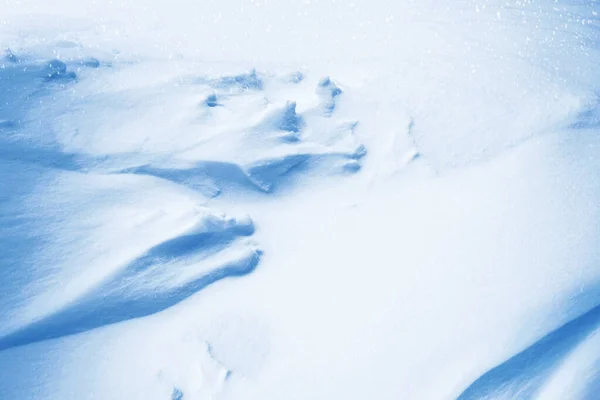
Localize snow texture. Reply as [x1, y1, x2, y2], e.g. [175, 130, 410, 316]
[1, 1, 600, 399]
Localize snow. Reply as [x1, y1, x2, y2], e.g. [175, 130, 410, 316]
[1, 1, 600, 399]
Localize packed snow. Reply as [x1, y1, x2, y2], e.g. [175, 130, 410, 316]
[1, 1, 600, 399]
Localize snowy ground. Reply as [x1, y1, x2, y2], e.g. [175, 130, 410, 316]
[1, 1, 600, 399]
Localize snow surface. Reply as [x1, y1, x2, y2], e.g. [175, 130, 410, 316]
[1, 1, 600, 399]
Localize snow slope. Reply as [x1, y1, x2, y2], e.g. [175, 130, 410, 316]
[1, 1, 600, 399]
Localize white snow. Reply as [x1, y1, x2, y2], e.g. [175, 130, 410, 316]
[0, 1, 600, 399]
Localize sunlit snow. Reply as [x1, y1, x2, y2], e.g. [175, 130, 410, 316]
[1, 1, 600, 399]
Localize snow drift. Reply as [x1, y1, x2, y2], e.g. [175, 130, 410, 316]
[0, 1, 600, 399]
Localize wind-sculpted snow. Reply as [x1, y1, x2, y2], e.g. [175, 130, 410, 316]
[46, 64, 367, 194]
[459, 303, 600, 400]
[0, 44, 366, 377]
[1, 1, 600, 399]
[0, 53, 77, 135]
[0, 202, 260, 350]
